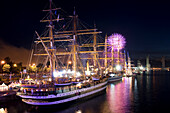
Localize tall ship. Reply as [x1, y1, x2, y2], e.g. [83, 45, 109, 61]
[17, 0, 107, 106]
[104, 34, 126, 82]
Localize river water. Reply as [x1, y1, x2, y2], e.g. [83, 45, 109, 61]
[1, 71, 170, 113]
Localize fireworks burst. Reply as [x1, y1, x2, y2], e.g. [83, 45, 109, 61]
[107, 33, 126, 50]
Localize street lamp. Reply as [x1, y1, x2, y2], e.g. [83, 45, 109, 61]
[1, 60, 5, 65]
[13, 64, 17, 67]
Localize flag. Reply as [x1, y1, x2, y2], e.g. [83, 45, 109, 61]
[55, 10, 57, 15]
[57, 14, 60, 22]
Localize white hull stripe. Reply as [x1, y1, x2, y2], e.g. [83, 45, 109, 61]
[108, 78, 122, 82]
[23, 86, 107, 105]
[18, 81, 108, 99]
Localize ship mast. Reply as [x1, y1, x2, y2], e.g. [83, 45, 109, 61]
[93, 24, 97, 68]
[104, 34, 108, 75]
[73, 9, 78, 78]
[35, 7, 102, 78]
[49, 0, 55, 83]
[35, 0, 62, 84]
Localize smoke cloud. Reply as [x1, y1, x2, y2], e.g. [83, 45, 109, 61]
[0, 39, 30, 66]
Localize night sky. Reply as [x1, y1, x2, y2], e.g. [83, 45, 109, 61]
[0, 0, 170, 64]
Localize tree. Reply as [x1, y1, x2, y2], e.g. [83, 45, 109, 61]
[28, 65, 37, 72]
[4, 57, 11, 64]
[37, 63, 43, 72]
[3, 64, 11, 73]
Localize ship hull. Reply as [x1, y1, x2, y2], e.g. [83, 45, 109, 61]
[108, 76, 122, 83]
[18, 81, 107, 106]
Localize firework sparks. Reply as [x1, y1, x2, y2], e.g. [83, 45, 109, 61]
[107, 33, 126, 50]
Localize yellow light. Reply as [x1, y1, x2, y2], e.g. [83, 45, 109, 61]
[76, 110, 82, 113]
[68, 61, 72, 64]
[32, 63, 36, 66]
[13, 64, 17, 67]
[76, 83, 81, 88]
[49, 78, 52, 81]
[1, 60, 5, 65]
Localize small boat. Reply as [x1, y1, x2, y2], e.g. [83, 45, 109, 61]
[107, 73, 122, 82]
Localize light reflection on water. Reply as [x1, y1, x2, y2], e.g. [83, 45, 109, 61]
[2, 73, 170, 113]
[106, 77, 133, 113]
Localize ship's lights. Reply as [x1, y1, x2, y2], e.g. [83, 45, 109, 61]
[62, 70, 66, 74]
[77, 72, 81, 77]
[94, 68, 98, 71]
[116, 65, 122, 71]
[139, 66, 144, 70]
[76, 83, 82, 88]
[91, 72, 95, 75]
[68, 61, 72, 64]
[49, 78, 52, 81]
[20, 87, 23, 91]
[110, 74, 115, 77]
[53, 71, 58, 77]
[53, 71, 62, 77]
[72, 71, 75, 74]
[67, 69, 71, 73]
[85, 71, 90, 75]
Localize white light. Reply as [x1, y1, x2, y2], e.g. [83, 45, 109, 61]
[116, 65, 122, 71]
[53, 71, 58, 77]
[53, 71, 62, 77]
[85, 71, 90, 75]
[95, 68, 98, 71]
[110, 74, 115, 77]
[91, 72, 95, 75]
[49, 78, 52, 81]
[72, 71, 75, 74]
[67, 69, 71, 73]
[139, 66, 144, 70]
[76, 83, 81, 87]
[77, 72, 81, 77]
[62, 70, 66, 74]
[76, 110, 82, 113]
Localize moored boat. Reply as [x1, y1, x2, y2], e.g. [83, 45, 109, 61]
[17, 79, 107, 105]
[107, 74, 122, 82]
[17, 0, 107, 106]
